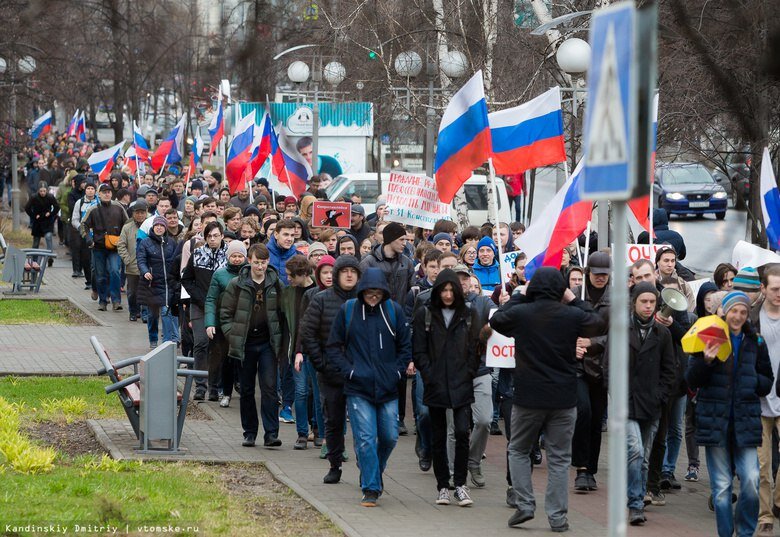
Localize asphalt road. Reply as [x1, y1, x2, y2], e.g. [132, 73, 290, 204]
[523, 169, 749, 276]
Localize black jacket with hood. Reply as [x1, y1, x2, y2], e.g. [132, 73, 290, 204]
[489, 267, 606, 409]
[300, 255, 362, 386]
[326, 268, 412, 404]
[413, 269, 482, 409]
[360, 243, 415, 304]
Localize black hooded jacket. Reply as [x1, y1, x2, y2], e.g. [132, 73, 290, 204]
[637, 208, 687, 260]
[300, 255, 362, 386]
[489, 267, 606, 409]
[413, 269, 482, 409]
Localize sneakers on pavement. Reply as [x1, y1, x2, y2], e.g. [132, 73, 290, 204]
[454, 486, 473, 507]
[323, 467, 342, 484]
[490, 421, 503, 436]
[508, 509, 534, 527]
[208, 390, 219, 402]
[92, 289, 99, 301]
[629, 508, 647, 526]
[506, 487, 519, 509]
[313, 437, 324, 447]
[263, 436, 282, 447]
[97, 303, 107, 311]
[319, 442, 329, 459]
[279, 406, 295, 423]
[469, 466, 485, 488]
[419, 457, 432, 472]
[550, 520, 570, 533]
[112, 303, 123, 311]
[684, 465, 699, 482]
[294, 435, 308, 450]
[648, 491, 666, 506]
[587, 473, 598, 490]
[574, 470, 590, 492]
[193, 389, 205, 401]
[241, 434, 256, 447]
[219, 395, 231, 408]
[360, 490, 379, 507]
[435, 488, 450, 505]
[398, 420, 408, 436]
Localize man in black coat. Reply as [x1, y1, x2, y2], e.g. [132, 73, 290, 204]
[489, 267, 605, 533]
[24, 181, 59, 255]
[300, 255, 362, 485]
[619, 282, 677, 526]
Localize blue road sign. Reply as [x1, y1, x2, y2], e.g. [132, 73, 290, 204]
[581, 1, 636, 200]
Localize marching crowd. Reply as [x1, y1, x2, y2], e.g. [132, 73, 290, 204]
[12, 131, 780, 536]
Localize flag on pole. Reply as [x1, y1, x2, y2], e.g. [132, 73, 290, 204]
[76, 111, 87, 142]
[133, 121, 150, 162]
[760, 147, 780, 251]
[124, 145, 149, 175]
[627, 93, 659, 232]
[208, 97, 225, 162]
[488, 87, 566, 175]
[67, 110, 80, 137]
[273, 126, 313, 199]
[29, 111, 52, 139]
[513, 161, 593, 280]
[248, 112, 273, 179]
[225, 110, 257, 194]
[151, 115, 186, 172]
[87, 141, 125, 182]
[188, 129, 204, 174]
[434, 70, 492, 203]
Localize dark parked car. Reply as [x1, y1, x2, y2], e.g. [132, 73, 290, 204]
[654, 163, 728, 220]
[711, 152, 751, 210]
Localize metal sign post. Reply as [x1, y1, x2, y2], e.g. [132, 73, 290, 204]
[581, 1, 656, 535]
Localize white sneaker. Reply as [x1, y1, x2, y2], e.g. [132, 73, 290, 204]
[454, 485, 473, 507]
[219, 395, 231, 408]
[436, 488, 450, 505]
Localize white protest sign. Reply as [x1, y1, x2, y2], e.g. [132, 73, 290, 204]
[625, 243, 660, 265]
[486, 309, 515, 368]
[499, 250, 520, 285]
[385, 171, 452, 230]
[732, 240, 780, 269]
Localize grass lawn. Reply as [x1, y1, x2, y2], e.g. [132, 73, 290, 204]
[0, 299, 94, 325]
[0, 377, 341, 536]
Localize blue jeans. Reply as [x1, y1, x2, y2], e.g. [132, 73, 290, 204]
[706, 441, 760, 537]
[412, 371, 432, 457]
[240, 340, 279, 441]
[293, 357, 324, 437]
[509, 194, 523, 222]
[347, 396, 398, 493]
[626, 418, 659, 509]
[662, 395, 686, 475]
[278, 362, 295, 409]
[147, 305, 179, 345]
[32, 232, 53, 251]
[92, 249, 121, 305]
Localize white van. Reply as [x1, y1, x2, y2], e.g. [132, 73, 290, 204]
[324, 172, 512, 226]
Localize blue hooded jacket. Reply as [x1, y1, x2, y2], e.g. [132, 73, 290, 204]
[267, 234, 298, 285]
[472, 236, 501, 290]
[326, 267, 412, 404]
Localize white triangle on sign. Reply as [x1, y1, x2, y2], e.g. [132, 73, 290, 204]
[587, 22, 628, 166]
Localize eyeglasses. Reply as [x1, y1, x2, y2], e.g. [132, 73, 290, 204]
[250, 259, 268, 266]
[207, 232, 222, 239]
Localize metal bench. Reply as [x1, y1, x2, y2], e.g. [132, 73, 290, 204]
[0, 233, 57, 294]
[91, 336, 207, 453]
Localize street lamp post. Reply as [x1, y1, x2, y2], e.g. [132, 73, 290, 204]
[0, 53, 37, 231]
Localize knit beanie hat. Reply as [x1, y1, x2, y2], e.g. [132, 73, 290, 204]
[631, 281, 659, 304]
[432, 232, 453, 246]
[226, 240, 247, 258]
[152, 215, 168, 229]
[308, 242, 328, 258]
[721, 291, 751, 315]
[383, 222, 406, 244]
[655, 244, 677, 264]
[733, 267, 760, 292]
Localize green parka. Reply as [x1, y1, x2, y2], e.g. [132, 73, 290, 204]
[219, 264, 284, 362]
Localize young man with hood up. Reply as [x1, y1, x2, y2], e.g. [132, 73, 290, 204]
[414, 268, 482, 507]
[300, 255, 363, 484]
[489, 267, 605, 533]
[326, 267, 412, 507]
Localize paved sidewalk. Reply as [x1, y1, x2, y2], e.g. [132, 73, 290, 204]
[0, 241, 726, 536]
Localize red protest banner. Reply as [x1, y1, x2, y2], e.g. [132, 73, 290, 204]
[312, 201, 352, 228]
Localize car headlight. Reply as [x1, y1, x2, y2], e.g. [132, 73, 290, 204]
[666, 192, 685, 201]
[712, 191, 728, 199]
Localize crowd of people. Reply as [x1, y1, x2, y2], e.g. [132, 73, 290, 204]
[11, 131, 780, 536]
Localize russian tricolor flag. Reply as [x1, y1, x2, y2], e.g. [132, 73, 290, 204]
[434, 70, 492, 203]
[273, 126, 312, 199]
[76, 111, 86, 142]
[514, 161, 593, 280]
[188, 129, 203, 176]
[225, 110, 257, 194]
[29, 111, 52, 140]
[67, 110, 80, 137]
[760, 147, 780, 251]
[151, 115, 186, 172]
[248, 112, 273, 179]
[133, 121, 150, 162]
[124, 145, 147, 175]
[208, 98, 225, 162]
[87, 141, 125, 183]
[488, 87, 566, 175]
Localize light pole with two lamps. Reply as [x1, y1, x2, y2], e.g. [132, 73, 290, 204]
[0, 51, 37, 232]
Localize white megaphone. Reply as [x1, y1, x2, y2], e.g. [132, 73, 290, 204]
[659, 287, 688, 319]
